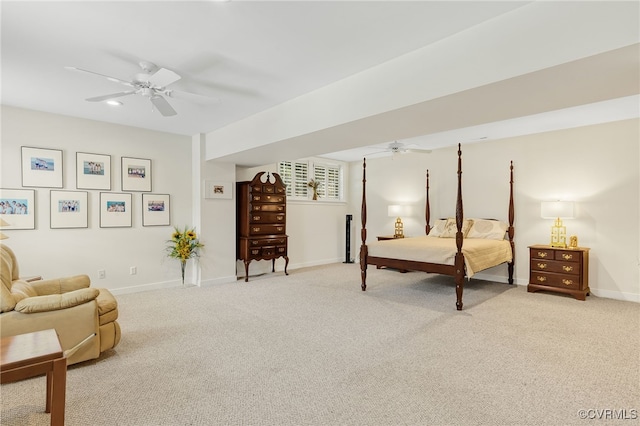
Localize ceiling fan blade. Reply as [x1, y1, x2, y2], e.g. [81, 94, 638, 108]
[86, 91, 136, 102]
[65, 66, 133, 87]
[150, 95, 177, 117]
[406, 148, 432, 154]
[148, 68, 181, 88]
[165, 89, 220, 104]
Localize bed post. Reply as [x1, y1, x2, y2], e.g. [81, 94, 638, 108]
[425, 170, 431, 235]
[454, 144, 465, 311]
[507, 161, 515, 285]
[360, 158, 368, 291]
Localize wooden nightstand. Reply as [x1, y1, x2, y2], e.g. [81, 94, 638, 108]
[376, 235, 404, 241]
[528, 245, 590, 300]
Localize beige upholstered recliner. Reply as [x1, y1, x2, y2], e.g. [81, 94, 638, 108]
[0, 243, 121, 365]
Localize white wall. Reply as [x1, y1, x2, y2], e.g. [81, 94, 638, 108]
[349, 119, 639, 302]
[1, 106, 195, 293]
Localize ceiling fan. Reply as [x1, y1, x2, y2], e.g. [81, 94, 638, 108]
[368, 141, 432, 157]
[66, 61, 217, 117]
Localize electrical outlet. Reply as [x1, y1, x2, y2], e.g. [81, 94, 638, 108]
[98, 270, 106, 279]
[130, 266, 137, 275]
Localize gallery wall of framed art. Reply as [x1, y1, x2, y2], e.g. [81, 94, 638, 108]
[3, 146, 172, 231]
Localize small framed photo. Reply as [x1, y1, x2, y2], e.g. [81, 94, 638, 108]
[77, 152, 111, 190]
[21, 146, 63, 188]
[205, 181, 232, 199]
[0, 188, 36, 230]
[121, 157, 151, 192]
[100, 192, 132, 228]
[50, 190, 88, 229]
[142, 193, 170, 226]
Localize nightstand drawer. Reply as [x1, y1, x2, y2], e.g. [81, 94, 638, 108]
[530, 271, 580, 290]
[554, 250, 581, 263]
[531, 247, 554, 260]
[530, 259, 579, 275]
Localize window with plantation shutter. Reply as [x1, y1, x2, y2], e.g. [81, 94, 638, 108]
[313, 163, 341, 200]
[278, 161, 308, 198]
[278, 159, 343, 202]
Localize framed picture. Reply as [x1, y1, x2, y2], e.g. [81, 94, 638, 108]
[142, 193, 170, 226]
[0, 188, 36, 230]
[121, 157, 151, 192]
[50, 190, 88, 229]
[100, 192, 132, 228]
[76, 152, 111, 190]
[205, 181, 232, 199]
[21, 146, 63, 188]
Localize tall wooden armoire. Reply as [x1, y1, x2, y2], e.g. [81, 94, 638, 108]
[236, 172, 289, 282]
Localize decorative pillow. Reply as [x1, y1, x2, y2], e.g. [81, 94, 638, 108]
[427, 219, 448, 237]
[466, 219, 508, 240]
[440, 218, 473, 238]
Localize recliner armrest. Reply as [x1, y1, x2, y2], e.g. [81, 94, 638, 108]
[14, 287, 100, 313]
[29, 274, 91, 295]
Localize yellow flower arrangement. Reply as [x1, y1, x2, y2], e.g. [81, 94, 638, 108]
[166, 226, 204, 285]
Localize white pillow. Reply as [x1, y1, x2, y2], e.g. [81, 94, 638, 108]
[440, 218, 473, 238]
[427, 219, 448, 237]
[466, 219, 508, 240]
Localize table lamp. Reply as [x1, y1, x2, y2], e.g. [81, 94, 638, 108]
[388, 205, 409, 238]
[541, 201, 574, 248]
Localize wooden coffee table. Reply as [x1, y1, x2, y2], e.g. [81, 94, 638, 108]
[1, 329, 67, 425]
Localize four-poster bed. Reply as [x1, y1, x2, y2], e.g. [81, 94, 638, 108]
[359, 144, 515, 310]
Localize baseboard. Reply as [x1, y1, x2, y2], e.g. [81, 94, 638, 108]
[590, 288, 640, 303]
[109, 275, 238, 295]
[236, 257, 344, 280]
[109, 280, 179, 295]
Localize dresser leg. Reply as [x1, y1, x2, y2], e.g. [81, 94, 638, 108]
[271, 259, 275, 273]
[284, 256, 289, 275]
[244, 260, 251, 282]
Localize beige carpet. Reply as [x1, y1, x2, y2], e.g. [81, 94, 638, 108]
[1, 263, 639, 425]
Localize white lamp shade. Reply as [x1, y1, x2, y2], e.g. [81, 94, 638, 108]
[388, 205, 410, 217]
[541, 201, 574, 219]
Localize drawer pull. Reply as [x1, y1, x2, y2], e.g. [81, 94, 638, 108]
[252, 227, 261, 232]
[276, 227, 284, 232]
[562, 254, 573, 260]
[254, 196, 261, 201]
[562, 279, 573, 286]
[536, 276, 547, 282]
[562, 265, 574, 272]
[252, 216, 261, 221]
[254, 206, 262, 211]
[537, 252, 548, 258]
[537, 263, 547, 269]
[251, 249, 259, 255]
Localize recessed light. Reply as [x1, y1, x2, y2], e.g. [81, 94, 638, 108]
[106, 100, 123, 106]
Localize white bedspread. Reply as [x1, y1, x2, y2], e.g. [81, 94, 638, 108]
[367, 236, 513, 277]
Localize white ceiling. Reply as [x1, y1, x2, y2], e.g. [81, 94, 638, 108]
[2, 1, 639, 164]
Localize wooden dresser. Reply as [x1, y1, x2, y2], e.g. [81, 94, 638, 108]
[237, 172, 289, 282]
[528, 245, 590, 300]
